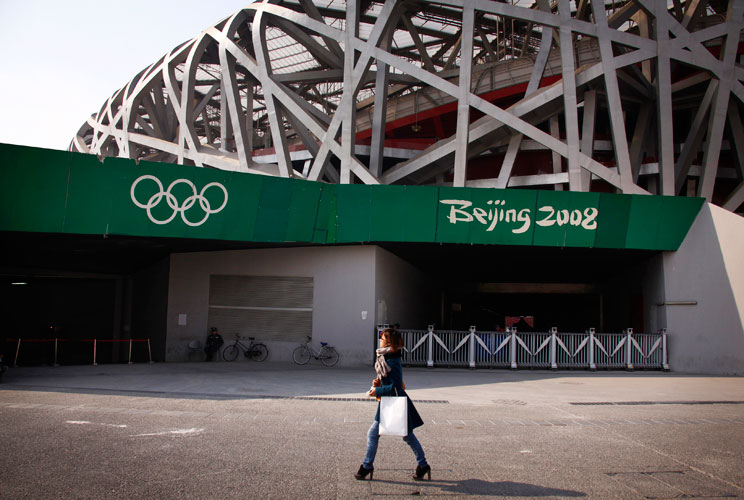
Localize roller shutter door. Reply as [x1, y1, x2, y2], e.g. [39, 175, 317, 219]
[207, 275, 313, 342]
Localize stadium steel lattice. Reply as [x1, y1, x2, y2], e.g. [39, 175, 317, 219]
[71, 0, 744, 213]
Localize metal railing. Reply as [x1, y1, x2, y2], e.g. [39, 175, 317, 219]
[5, 337, 154, 366]
[385, 325, 669, 371]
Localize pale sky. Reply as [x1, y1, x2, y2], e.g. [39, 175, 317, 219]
[0, 1, 250, 151]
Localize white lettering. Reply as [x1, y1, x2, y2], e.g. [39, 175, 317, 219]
[569, 209, 582, 226]
[582, 207, 598, 230]
[439, 200, 598, 234]
[440, 200, 473, 224]
[487, 211, 499, 231]
[472, 207, 488, 225]
[513, 209, 531, 234]
[536, 206, 555, 227]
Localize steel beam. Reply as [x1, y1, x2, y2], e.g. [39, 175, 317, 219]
[558, 0, 582, 191]
[629, 102, 652, 183]
[723, 98, 744, 211]
[274, 18, 344, 69]
[592, 0, 634, 193]
[653, 1, 676, 195]
[401, 14, 437, 72]
[453, 6, 475, 187]
[369, 22, 395, 177]
[698, 2, 744, 201]
[298, 0, 345, 61]
[253, 11, 292, 178]
[550, 116, 564, 191]
[726, 96, 744, 181]
[220, 47, 255, 170]
[496, 0, 554, 189]
[675, 79, 717, 194]
[580, 89, 597, 192]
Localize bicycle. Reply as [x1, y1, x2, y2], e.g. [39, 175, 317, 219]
[222, 334, 269, 362]
[292, 336, 339, 366]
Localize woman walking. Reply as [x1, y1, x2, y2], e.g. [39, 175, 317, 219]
[355, 328, 430, 481]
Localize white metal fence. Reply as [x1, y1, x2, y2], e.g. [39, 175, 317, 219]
[383, 325, 669, 371]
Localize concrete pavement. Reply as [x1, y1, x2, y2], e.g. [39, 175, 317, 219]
[1, 361, 743, 499]
[2, 361, 744, 405]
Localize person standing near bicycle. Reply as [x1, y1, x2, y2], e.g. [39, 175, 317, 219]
[204, 327, 224, 361]
[355, 328, 430, 482]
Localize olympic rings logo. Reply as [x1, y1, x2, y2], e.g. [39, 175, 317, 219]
[130, 175, 228, 227]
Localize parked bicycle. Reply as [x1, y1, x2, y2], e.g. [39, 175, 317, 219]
[292, 336, 339, 366]
[222, 334, 269, 362]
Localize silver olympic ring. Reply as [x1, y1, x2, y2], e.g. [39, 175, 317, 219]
[130, 175, 228, 227]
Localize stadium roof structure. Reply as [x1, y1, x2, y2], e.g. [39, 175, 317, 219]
[71, 0, 744, 214]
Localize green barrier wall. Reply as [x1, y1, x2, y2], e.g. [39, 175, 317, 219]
[0, 144, 704, 251]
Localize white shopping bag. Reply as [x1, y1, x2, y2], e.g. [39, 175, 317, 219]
[379, 396, 408, 436]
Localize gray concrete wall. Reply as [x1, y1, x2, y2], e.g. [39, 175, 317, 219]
[653, 203, 744, 375]
[165, 246, 377, 366]
[642, 253, 666, 339]
[374, 247, 438, 333]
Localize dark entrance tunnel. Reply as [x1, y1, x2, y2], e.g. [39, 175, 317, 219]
[1, 276, 117, 365]
[0, 231, 658, 366]
[381, 243, 655, 334]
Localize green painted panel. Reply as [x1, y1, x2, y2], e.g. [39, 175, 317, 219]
[367, 185, 438, 242]
[370, 185, 406, 241]
[594, 193, 632, 249]
[254, 176, 292, 242]
[625, 195, 705, 250]
[0, 143, 705, 252]
[0, 145, 69, 233]
[217, 169, 262, 241]
[402, 185, 438, 242]
[336, 185, 372, 242]
[312, 183, 336, 244]
[286, 180, 323, 243]
[655, 196, 705, 249]
[64, 160, 116, 235]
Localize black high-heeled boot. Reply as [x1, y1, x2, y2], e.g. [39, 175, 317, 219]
[354, 464, 374, 480]
[413, 464, 431, 481]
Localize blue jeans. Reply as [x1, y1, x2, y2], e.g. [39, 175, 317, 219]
[363, 421, 427, 468]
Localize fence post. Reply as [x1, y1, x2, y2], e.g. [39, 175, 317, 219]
[93, 339, 98, 366]
[54, 338, 59, 367]
[426, 325, 434, 368]
[661, 328, 670, 371]
[147, 339, 154, 363]
[128, 339, 133, 364]
[550, 327, 558, 370]
[625, 328, 634, 371]
[469, 326, 476, 369]
[509, 327, 517, 370]
[588, 328, 596, 371]
[14, 338, 21, 367]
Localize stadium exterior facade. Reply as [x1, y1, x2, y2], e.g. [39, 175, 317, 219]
[2, 0, 744, 373]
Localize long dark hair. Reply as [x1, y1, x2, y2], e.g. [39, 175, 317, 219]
[382, 328, 404, 351]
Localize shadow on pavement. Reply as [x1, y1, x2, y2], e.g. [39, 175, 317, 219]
[2, 362, 735, 406]
[376, 478, 586, 497]
[0, 384, 303, 401]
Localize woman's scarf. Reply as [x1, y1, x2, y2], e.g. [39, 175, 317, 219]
[374, 347, 393, 379]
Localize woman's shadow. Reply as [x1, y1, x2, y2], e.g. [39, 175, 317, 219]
[375, 478, 586, 497]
